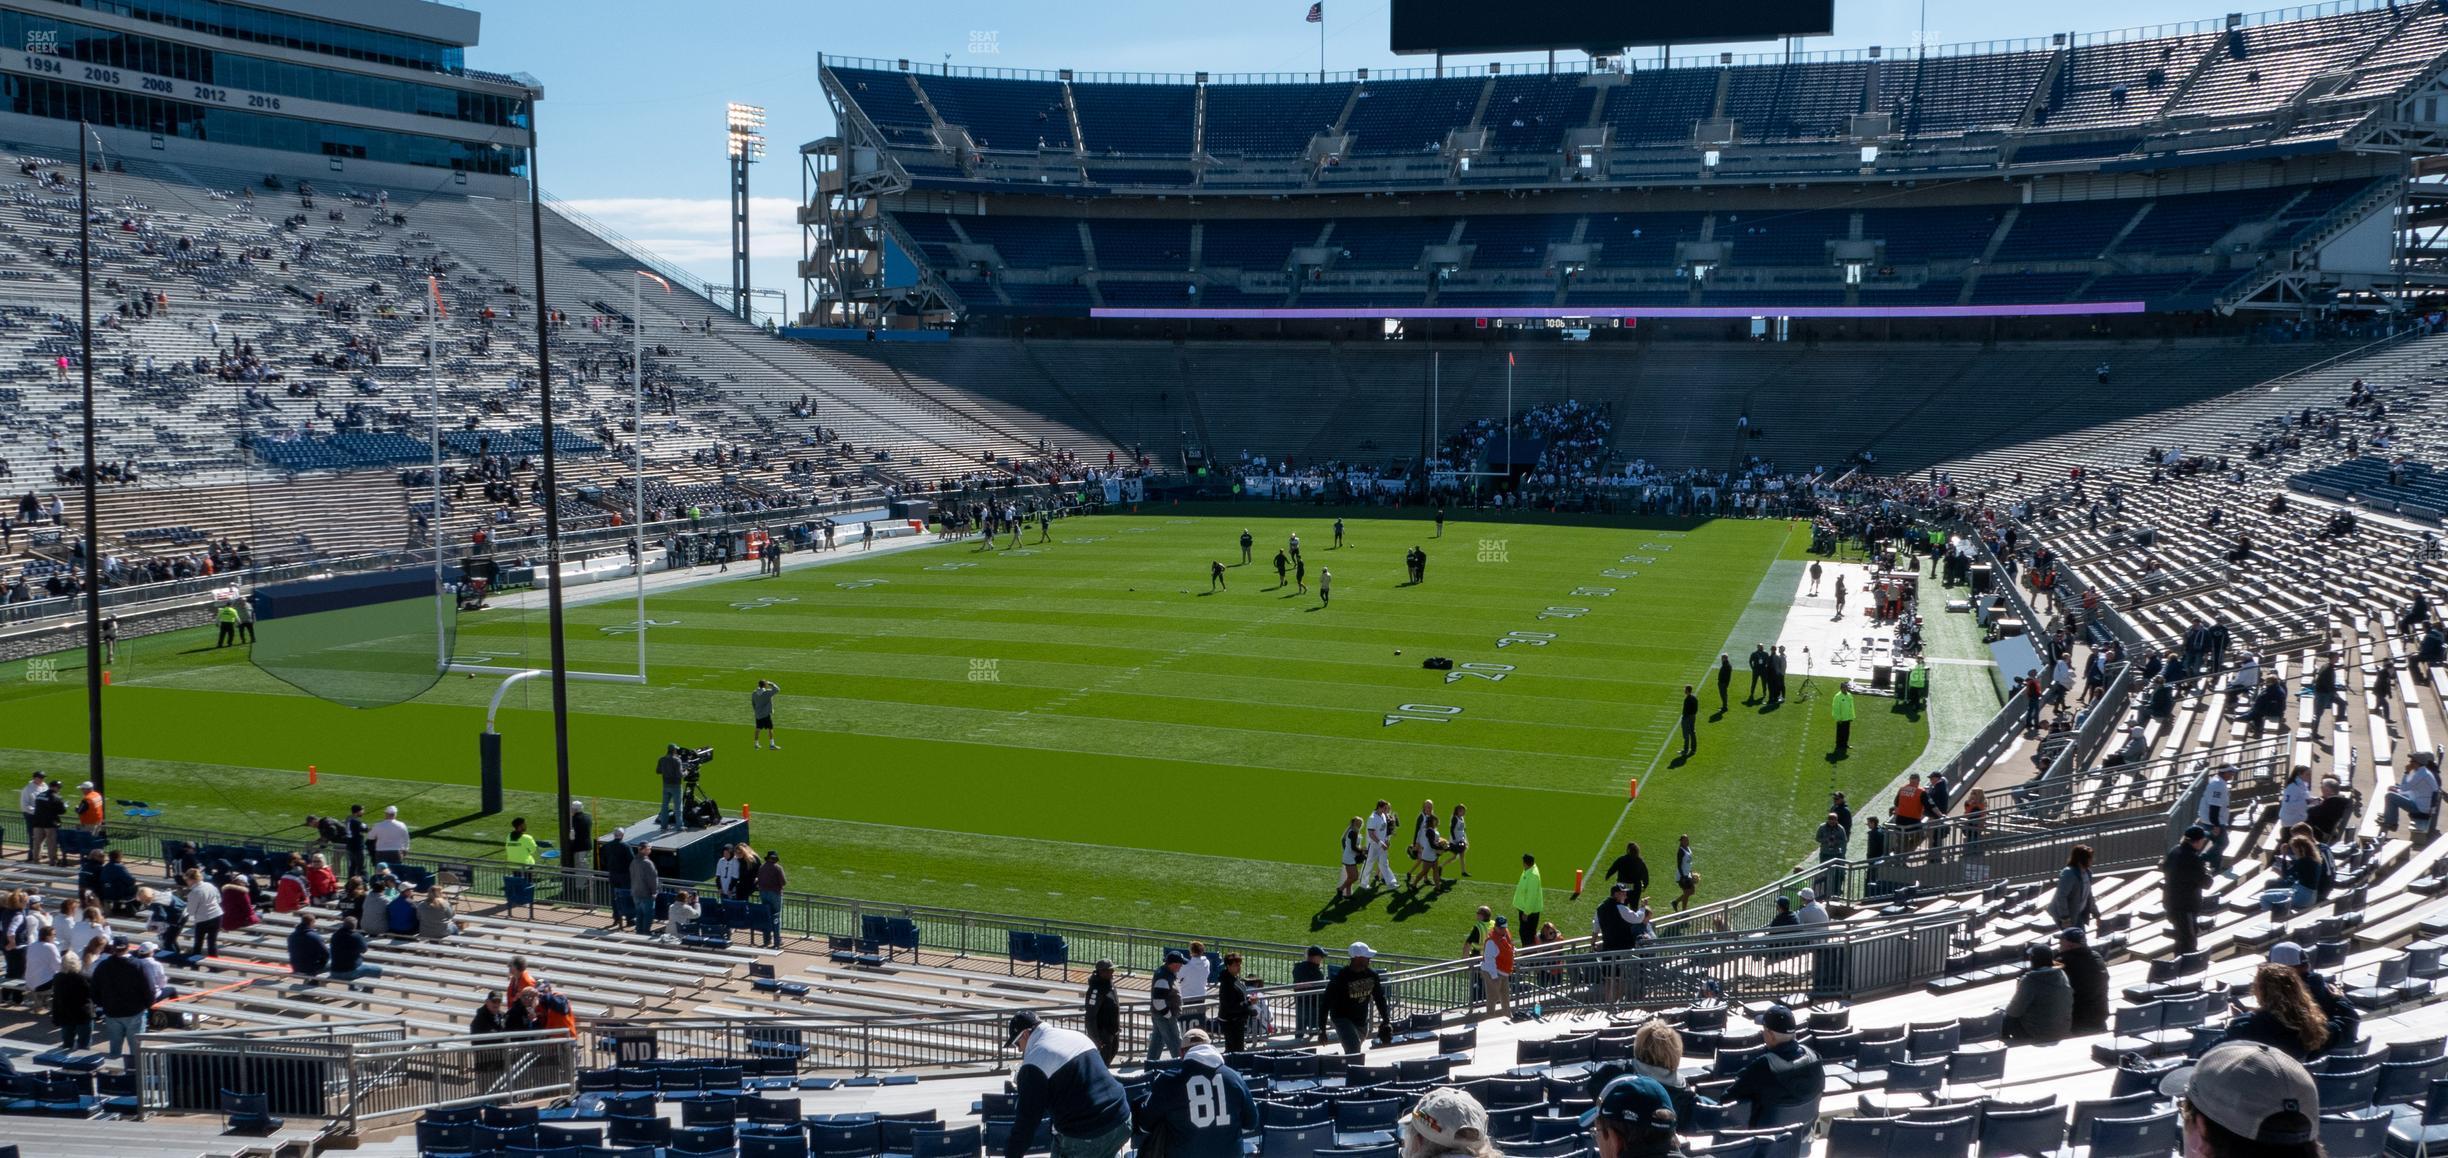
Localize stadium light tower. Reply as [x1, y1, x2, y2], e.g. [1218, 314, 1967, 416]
[726, 102, 768, 323]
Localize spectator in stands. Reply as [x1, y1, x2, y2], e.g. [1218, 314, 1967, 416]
[19, 923, 59, 1015]
[1146, 949, 1186, 1061]
[1475, 920, 1514, 1018]
[665, 889, 700, 942]
[182, 867, 221, 959]
[2217, 963, 2350, 1061]
[2260, 837, 2327, 914]
[1399, 1087, 1501, 1158]
[16, 770, 43, 854]
[2242, 678, 2287, 740]
[2163, 826, 2214, 957]
[530, 979, 576, 1036]
[2164, 1041, 2324, 1158]
[371, 805, 411, 866]
[342, 804, 370, 881]
[2056, 926, 2110, 1034]
[385, 883, 418, 937]
[2000, 943, 2073, 1042]
[1005, 1009, 1133, 1158]
[26, 781, 63, 867]
[1581, 1074, 1683, 1158]
[2276, 766, 2313, 844]
[755, 850, 786, 946]
[1617, 1020, 1696, 1131]
[2046, 842, 2105, 935]
[1082, 958, 1121, 1063]
[1721, 1006, 1823, 1129]
[470, 991, 513, 1071]
[627, 842, 660, 937]
[568, 802, 592, 872]
[287, 912, 329, 977]
[92, 940, 151, 1063]
[2198, 765, 2236, 870]
[329, 916, 377, 987]
[51, 950, 90, 1050]
[2381, 752, 2441, 834]
[303, 854, 337, 904]
[415, 887, 457, 940]
[273, 859, 309, 913]
[1325, 942, 1393, 1055]
[1288, 945, 1331, 1044]
[2306, 777, 2355, 843]
[59, 901, 102, 967]
[219, 873, 260, 933]
[1132, 1025, 1255, 1158]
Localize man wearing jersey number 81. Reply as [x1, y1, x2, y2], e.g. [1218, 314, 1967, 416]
[1131, 1027, 1257, 1158]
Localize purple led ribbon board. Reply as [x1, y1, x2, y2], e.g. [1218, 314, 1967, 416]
[1091, 302, 2151, 321]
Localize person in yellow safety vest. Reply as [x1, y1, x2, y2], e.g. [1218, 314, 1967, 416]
[1831, 688, 1857, 755]
[504, 817, 540, 868]
[1908, 661, 1930, 710]
[214, 602, 239, 648]
[1513, 854, 1545, 936]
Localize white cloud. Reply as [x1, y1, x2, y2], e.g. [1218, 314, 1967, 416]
[557, 196, 804, 311]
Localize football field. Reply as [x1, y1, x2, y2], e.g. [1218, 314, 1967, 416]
[0, 510, 1925, 957]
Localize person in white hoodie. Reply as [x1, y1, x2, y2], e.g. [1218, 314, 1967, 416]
[21, 926, 60, 1012]
[1176, 941, 1212, 1028]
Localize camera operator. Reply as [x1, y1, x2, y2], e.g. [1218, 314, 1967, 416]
[656, 745, 686, 829]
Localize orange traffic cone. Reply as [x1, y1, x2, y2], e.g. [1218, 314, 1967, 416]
[307, 765, 318, 786]
[1627, 779, 1640, 800]
[740, 803, 751, 820]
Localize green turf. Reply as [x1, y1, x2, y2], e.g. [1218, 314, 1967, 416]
[0, 512, 1925, 957]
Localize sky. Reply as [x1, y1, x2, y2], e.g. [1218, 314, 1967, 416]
[466, 0, 2265, 318]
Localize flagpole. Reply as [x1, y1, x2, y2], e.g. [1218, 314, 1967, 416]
[1318, 6, 1326, 82]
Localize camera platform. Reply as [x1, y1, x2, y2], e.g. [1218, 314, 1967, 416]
[601, 816, 750, 881]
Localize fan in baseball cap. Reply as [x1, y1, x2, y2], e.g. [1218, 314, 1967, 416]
[1401, 1087, 1495, 1158]
[1580, 1074, 1680, 1158]
[2161, 1041, 2321, 1150]
[1005, 1009, 1041, 1048]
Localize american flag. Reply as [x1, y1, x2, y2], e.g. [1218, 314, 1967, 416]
[1306, 2, 1323, 22]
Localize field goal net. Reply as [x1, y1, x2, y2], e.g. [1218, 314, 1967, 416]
[248, 568, 456, 709]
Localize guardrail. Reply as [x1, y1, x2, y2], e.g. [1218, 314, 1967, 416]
[583, 1007, 1156, 1077]
[1379, 911, 1969, 1017]
[139, 1022, 577, 1131]
[115, 820, 1431, 986]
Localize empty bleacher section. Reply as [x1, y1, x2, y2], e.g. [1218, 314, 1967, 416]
[852, 176, 2396, 316]
[802, 338, 2358, 478]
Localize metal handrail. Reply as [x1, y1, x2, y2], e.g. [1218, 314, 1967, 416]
[138, 1022, 578, 1131]
[115, 819, 1433, 981]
